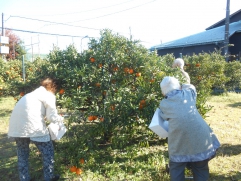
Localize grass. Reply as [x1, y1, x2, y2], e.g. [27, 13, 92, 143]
[1, 93, 241, 181]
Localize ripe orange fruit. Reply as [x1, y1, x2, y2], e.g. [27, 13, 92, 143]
[100, 117, 104, 122]
[150, 79, 155, 83]
[59, 89, 65, 94]
[95, 83, 101, 87]
[93, 116, 98, 120]
[136, 72, 141, 77]
[98, 63, 103, 68]
[124, 67, 129, 73]
[129, 68, 134, 74]
[113, 66, 118, 71]
[89, 57, 95, 63]
[110, 105, 115, 111]
[102, 91, 106, 96]
[76, 168, 83, 175]
[140, 100, 146, 105]
[80, 158, 85, 164]
[20, 92, 24, 96]
[139, 104, 144, 110]
[88, 116, 94, 121]
[195, 63, 201, 67]
[70, 166, 77, 173]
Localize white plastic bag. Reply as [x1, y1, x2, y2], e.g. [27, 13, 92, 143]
[48, 122, 67, 141]
[149, 108, 168, 138]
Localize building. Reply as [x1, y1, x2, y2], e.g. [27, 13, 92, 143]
[150, 9, 241, 61]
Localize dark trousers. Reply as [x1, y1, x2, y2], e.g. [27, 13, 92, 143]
[15, 137, 55, 181]
[169, 160, 209, 181]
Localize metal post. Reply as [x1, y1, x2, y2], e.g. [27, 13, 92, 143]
[2, 13, 4, 36]
[31, 37, 33, 61]
[81, 35, 88, 53]
[224, 0, 230, 62]
[2, 13, 5, 60]
[180, 53, 182, 58]
[22, 55, 25, 82]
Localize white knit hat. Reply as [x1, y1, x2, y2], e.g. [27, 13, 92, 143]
[172, 58, 184, 69]
[160, 76, 181, 95]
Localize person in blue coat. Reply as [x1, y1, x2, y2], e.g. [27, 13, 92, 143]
[159, 59, 220, 181]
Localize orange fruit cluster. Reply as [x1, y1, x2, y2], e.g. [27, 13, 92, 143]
[139, 99, 146, 110]
[69, 166, 83, 175]
[88, 115, 98, 121]
[124, 67, 135, 74]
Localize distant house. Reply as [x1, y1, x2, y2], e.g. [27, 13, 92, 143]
[150, 9, 241, 61]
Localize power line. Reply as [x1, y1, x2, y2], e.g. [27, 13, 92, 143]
[8, 16, 102, 30]
[8, 0, 157, 26]
[1, 27, 96, 38]
[66, 0, 157, 23]
[34, 0, 137, 16]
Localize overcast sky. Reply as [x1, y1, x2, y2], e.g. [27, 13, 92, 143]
[0, 0, 240, 53]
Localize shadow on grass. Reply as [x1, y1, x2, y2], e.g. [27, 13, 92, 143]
[209, 172, 241, 181]
[0, 133, 19, 181]
[218, 143, 241, 156]
[227, 102, 241, 108]
[0, 133, 51, 181]
[0, 108, 12, 118]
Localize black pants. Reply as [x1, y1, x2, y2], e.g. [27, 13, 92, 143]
[15, 137, 55, 181]
[169, 160, 209, 181]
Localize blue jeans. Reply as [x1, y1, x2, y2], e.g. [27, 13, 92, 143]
[169, 160, 209, 181]
[15, 137, 55, 181]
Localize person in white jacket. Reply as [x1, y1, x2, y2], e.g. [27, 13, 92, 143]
[8, 77, 64, 181]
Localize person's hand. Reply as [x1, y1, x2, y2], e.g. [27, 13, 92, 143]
[172, 58, 184, 69]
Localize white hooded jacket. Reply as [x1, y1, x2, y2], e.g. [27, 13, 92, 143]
[8, 86, 63, 138]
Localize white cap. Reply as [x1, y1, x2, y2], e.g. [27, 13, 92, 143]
[160, 76, 181, 95]
[172, 58, 184, 69]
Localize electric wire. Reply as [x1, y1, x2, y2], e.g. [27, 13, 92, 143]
[66, 0, 157, 23]
[7, 16, 102, 30]
[1, 27, 96, 38]
[34, 0, 137, 16]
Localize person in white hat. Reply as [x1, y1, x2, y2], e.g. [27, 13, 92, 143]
[159, 58, 220, 181]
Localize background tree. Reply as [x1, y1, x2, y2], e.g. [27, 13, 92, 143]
[2, 29, 26, 60]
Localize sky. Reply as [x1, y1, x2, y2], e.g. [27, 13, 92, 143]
[0, 0, 240, 54]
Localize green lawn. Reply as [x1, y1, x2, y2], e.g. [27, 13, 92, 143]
[0, 94, 241, 181]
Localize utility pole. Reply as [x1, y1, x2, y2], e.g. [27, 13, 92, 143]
[2, 13, 4, 36]
[31, 37, 33, 61]
[224, 0, 230, 62]
[2, 13, 4, 60]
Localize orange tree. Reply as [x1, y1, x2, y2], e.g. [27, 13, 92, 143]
[224, 60, 241, 90]
[0, 58, 51, 100]
[183, 51, 228, 117]
[46, 30, 174, 146]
